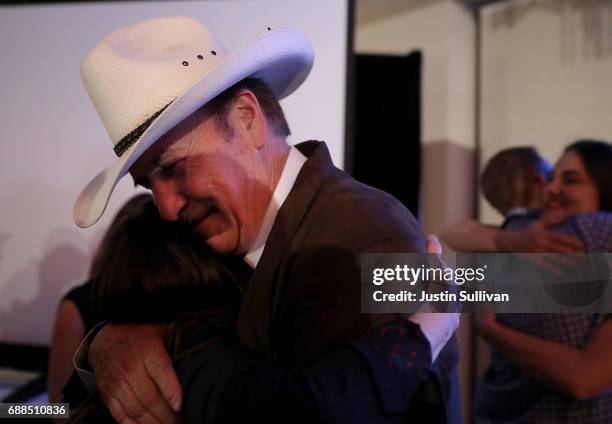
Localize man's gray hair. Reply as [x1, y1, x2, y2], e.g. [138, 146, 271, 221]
[203, 77, 291, 138]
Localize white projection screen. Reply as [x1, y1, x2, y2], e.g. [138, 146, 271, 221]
[0, 0, 349, 345]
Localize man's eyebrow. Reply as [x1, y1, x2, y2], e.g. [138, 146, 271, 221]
[157, 148, 184, 167]
[158, 136, 194, 167]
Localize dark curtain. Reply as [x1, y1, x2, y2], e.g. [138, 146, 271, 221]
[350, 51, 422, 217]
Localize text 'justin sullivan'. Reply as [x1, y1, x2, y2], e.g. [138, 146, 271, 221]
[372, 290, 510, 303]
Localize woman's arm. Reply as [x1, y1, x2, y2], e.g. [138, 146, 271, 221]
[441, 219, 499, 252]
[479, 314, 612, 399]
[47, 299, 86, 405]
[441, 218, 582, 253]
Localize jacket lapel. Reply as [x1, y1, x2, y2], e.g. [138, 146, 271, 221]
[236, 141, 336, 356]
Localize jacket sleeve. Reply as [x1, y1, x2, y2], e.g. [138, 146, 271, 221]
[271, 238, 459, 416]
[176, 319, 443, 424]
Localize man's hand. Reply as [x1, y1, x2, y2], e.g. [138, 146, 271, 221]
[495, 212, 583, 253]
[89, 323, 182, 424]
[426, 234, 442, 257]
[408, 234, 460, 362]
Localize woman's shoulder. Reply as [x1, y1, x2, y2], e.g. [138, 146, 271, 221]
[567, 212, 612, 252]
[63, 280, 93, 303]
[62, 280, 99, 332]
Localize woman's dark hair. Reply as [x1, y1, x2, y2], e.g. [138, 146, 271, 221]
[69, 194, 241, 423]
[89, 193, 151, 279]
[565, 139, 612, 212]
[89, 194, 240, 324]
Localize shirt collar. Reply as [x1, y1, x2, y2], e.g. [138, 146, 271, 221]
[243, 146, 307, 268]
[506, 207, 530, 218]
[506, 207, 541, 218]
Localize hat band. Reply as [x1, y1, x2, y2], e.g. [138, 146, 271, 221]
[113, 100, 175, 157]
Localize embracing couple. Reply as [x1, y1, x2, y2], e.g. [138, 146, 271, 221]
[67, 16, 461, 423]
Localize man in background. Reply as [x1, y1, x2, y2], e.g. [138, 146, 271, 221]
[480, 146, 551, 228]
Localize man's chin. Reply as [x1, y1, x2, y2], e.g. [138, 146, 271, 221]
[192, 213, 238, 253]
[204, 231, 238, 254]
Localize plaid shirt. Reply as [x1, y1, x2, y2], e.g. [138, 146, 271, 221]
[474, 212, 612, 424]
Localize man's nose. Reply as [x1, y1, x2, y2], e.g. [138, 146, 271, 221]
[150, 178, 185, 221]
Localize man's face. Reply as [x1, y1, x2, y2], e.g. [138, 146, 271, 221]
[130, 106, 270, 254]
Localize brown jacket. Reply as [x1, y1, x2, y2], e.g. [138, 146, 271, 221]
[236, 141, 460, 422]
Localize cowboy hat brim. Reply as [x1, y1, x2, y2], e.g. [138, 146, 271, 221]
[74, 28, 313, 228]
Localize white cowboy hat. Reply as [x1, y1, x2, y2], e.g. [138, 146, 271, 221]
[74, 16, 314, 228]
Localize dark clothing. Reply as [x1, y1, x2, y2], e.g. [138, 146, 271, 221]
[63, 280, 99, 333]
[179, 141, 460, 422]
[501, 208, 542, 230]
[65, 316, 439, 423]
[177, 323, 438, 423]
[62, 281, 100, 409]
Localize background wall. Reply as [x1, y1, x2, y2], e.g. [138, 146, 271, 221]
[0, 0, 349, 345]
[356, 0, 476, 234]
[479, 0, 612, 224]
[355, 0, 476, 419]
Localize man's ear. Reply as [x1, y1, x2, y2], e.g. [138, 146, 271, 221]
[232, 89, 266, 149]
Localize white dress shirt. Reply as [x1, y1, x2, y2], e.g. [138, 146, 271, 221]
[244, 146, 307, 268]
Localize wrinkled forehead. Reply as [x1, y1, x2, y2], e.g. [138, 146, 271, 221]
[129, 107, 220, 185]
[129, 135, 172, 178]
